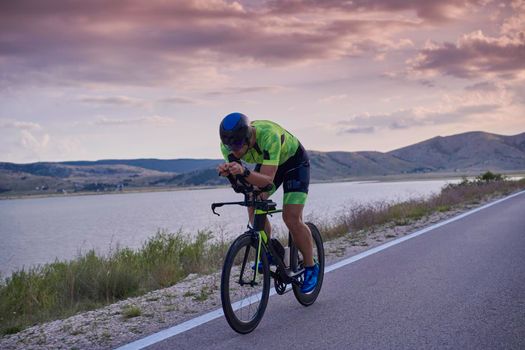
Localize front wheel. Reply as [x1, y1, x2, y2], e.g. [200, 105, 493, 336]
[221, 233, 270, 334]
[292, 222, 325, 306]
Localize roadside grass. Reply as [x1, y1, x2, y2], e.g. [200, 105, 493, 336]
[1, 173, 524, 336]
[0, 230, 229, 336]
[318, 175, 525, 242]
[121, 305, 142, 319]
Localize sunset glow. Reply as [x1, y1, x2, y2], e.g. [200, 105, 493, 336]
[1, 0, 524, 162]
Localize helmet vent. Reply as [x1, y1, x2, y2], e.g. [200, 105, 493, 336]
[222, 113, 243, 130]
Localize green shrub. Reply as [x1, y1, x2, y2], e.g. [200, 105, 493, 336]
[316, 174, 524, 243]
[0, 229, 228, 334]
[476, 171, 504, 182]
[121, 305, 141, 319]
[1, 324, 22, 336]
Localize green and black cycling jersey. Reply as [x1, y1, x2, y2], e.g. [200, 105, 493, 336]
[220, 120, 310, 205]
[220, 120, 300, 166]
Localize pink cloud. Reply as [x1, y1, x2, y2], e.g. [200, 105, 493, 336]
[0, 0, 483, 88]
[409, 1, 525, 80]
[339, 99, 504, 132]
[79, 96, 147, 107]
[92, 116, 178, 127]
[0, 119, 42, 130]
[409, 30, 525, 79]
[265, 0, 488, 22]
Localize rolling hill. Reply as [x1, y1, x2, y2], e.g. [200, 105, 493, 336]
[388, 131, 525, 171]
[1, 131, 524, 196]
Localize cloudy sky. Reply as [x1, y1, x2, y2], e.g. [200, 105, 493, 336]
[1, 0, 524, 163]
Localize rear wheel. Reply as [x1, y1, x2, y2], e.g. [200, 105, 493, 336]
[221, 233, 270, 333]
[292, 222, 324, 306]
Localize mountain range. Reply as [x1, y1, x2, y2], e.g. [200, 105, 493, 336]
[1, 131, 524, 196]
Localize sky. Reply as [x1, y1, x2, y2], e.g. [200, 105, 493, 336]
[0, 0, 524, 163]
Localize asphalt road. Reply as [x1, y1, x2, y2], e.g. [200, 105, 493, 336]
[144, 192, 525, 350]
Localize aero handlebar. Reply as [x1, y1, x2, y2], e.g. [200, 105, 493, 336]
[211, 172, 275, 216]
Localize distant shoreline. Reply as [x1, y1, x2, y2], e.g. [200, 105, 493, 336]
[0, 184, 222, 201]
[1, 170, 524, 201]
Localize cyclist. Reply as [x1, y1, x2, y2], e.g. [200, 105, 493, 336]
[217, 112, 319, 293]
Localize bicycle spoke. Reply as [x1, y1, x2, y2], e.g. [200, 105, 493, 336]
[222, 235, 268, 328]
[238, 245, 251, 285]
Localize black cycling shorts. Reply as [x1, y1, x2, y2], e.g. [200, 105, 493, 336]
[255, 144, 310, 205]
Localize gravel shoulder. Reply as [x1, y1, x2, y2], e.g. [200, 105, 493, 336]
[0, 194, 508, 350]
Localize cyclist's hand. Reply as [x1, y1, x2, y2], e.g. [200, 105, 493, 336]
[217, 163, 231, 177]
[227, 162, 244, 176]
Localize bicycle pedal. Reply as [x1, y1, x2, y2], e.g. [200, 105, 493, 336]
[285, 268, 305, 278]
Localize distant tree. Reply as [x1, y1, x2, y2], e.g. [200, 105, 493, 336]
[476, 171, 504, 182]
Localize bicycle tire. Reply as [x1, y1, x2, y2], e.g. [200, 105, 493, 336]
[220, 233, 270, 334]
[292, 222, 325, 306]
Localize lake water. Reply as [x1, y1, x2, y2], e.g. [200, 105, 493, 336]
[0, 179, 458, 276]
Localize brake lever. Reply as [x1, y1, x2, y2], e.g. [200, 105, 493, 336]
[211, 203, 223, 216]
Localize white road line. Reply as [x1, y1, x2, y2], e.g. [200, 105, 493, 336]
[115, 189, 525, 350]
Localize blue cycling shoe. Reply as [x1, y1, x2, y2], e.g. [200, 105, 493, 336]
[251, 253, 274, 272]
[301, 263, 319, 293]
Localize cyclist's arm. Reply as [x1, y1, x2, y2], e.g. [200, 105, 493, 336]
[223, 162, 276, 188]
[247, 164, 276, 188]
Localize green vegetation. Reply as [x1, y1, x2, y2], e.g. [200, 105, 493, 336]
[121, 305, 142, 319]
[1, 325, 22, 336]
[0, 230, 228, 336]
[476, 171, 505, 182]
[1, 172, 524, 336]
[318, 173, 525, 241]
[183, 288, 211, 302]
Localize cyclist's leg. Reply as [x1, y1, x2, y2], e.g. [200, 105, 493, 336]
[283, 203, 314, 266]
[281, 169, 320, 293]
[281, 159, 313, 266]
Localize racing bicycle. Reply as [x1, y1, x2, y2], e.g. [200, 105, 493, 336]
[212, 174, 325, 334]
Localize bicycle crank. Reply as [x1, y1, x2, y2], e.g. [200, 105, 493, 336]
[274, 276, 289, 295]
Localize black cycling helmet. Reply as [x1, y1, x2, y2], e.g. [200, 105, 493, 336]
[219, 112, 253, 151]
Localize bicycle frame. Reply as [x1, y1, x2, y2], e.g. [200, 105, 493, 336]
[215, 200, 305, 288]
[254, 207, 305, 285]
[212, 174, 305, 288]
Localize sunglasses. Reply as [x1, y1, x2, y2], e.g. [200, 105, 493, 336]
[225, 138, 245, 151]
